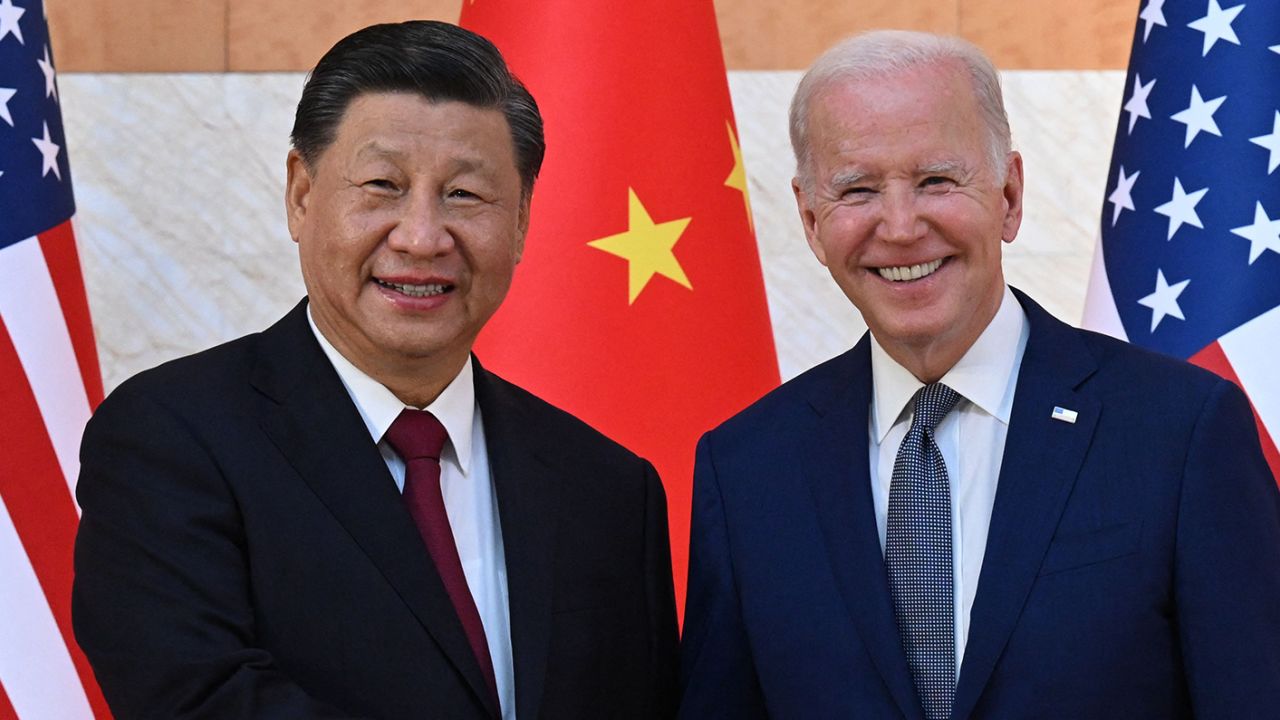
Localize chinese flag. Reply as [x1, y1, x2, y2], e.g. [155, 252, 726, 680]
[460, 0, 780, 612]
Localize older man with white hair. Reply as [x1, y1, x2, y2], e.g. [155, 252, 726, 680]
[678, 30, 1280, 719]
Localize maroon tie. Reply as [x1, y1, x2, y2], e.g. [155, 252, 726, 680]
[384, 409, 500, 715]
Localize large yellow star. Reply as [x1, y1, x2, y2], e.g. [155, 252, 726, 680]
[587, 188, 693, 304]
[724, 121, 753, 233]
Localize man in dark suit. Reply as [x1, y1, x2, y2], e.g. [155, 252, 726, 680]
[679, 30, 1280, 719]
[72, 21, 678, 719]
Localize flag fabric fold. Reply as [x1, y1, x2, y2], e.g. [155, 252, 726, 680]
[459, 0, 781, 610]
[1085, 0, 1280, 483]
[0, 1, 109, 716]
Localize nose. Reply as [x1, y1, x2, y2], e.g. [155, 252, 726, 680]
[876, 186, 926, 245]
[386, 191, 456, 257]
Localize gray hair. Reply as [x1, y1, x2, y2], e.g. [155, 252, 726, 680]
[789, 30, 1012, 192]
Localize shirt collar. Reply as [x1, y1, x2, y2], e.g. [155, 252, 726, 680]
[870, 285, 1029, 443]
[307, 307, 477, 476]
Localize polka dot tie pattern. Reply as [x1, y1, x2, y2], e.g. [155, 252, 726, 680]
[886, 383, 962, 720]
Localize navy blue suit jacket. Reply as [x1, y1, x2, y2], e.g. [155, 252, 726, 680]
[679, 290, 1280, 719]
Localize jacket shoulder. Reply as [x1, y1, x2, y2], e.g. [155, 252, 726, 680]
[705, 346, 862, 443]
[477, 366, 650, 469]
[1017, 288, 1228, 402]
[1074, 325, 1227, 399]
[94, 330, 267, 421]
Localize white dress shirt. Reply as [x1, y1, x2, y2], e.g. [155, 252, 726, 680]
[308, 311, 517, 719]
[868, 285, 1029, 670]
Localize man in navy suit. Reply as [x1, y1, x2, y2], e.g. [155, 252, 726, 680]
[73, 22, 677, 719]
[679, 30, 1280, 719]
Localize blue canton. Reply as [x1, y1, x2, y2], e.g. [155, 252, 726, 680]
[1, 0, 74, 250]
[1102, 0, 1280, 359]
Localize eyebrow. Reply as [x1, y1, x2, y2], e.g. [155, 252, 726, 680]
[353, 141, 405, 160]
[829, 169, 871, 187]
[352, 142, 489, 175]
[918, 160, 966, 176]
[827, 160, 968, 188]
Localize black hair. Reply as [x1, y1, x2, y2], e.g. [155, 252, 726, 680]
[290, 20, 544, 195]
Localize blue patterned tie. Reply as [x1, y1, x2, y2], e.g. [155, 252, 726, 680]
[887, 383, 962, 720]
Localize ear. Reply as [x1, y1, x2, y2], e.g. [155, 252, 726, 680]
[284, 149, 313, 244]
[793, 176, 828, 266]
[1000, 151, 1024, 245]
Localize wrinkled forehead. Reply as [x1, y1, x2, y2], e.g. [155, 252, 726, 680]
[813, 59, 976, 118]
[809, 66, 983, 143]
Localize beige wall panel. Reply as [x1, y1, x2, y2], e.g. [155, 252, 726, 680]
[48, 0, 227, 72]
[716, 0, 959, 70]
[959, 0, 1134, 69]
[47, 0, 1139, 73]
[228, 0, 462, 71]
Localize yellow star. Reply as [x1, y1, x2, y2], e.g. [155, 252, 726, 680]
[724, 121, 753, 233]
[588, 188, 693, 304]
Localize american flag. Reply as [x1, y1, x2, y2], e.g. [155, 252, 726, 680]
[0, 0, 109, 717]
[1084, 0, 1280, 483]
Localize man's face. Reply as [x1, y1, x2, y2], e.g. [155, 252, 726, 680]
[794, 60, 1023, 373]
[286, 92, 528, 380]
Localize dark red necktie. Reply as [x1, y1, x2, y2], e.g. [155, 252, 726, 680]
[384, 409, 500, 716]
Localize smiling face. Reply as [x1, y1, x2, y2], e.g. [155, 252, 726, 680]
[794, 59, 1023, 381]
[286, 92, 528, 399]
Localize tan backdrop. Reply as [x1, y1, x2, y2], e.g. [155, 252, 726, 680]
[48, 0, 1135, 72]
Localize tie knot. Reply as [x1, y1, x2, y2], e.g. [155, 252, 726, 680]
[384, 409, 448, 461]
[911, 383, 961, 433]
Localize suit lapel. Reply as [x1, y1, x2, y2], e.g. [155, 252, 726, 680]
[801, 340, 924, 720]
[474, 362, 558, 720]
[250, 302, 499, 718]
[953, 291, 1101, 720]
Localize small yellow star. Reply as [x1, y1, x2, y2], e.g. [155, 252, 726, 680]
[724, 121, 753, 233]
[587, 188, 693, 304]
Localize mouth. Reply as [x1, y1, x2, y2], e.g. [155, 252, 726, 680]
[875, 257, 946, 282]
[374, 278, 454, 298]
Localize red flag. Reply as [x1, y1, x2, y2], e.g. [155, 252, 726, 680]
[0, 1, 110, 716]
[460, 0, 780, 611]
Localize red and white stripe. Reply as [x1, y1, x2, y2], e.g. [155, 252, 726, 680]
[0, 224, 110, 718]
[1192, 308, 1280, 482]
[0, 233, 93, 504]
[0, 495, 93, 718]
[1219, 307, 1280, 444]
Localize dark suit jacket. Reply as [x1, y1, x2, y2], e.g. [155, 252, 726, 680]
[73, 301, 678, 719]
[679, 290, 1280, 719]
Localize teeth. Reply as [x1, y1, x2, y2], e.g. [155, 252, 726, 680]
[377, 279, 449, 297]
[877, 258, 944, 282]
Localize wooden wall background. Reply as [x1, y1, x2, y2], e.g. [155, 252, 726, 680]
[47, 0, 1137, 73]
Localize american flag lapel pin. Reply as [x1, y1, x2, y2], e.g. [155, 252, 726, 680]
[1052, 406, 1079, 424]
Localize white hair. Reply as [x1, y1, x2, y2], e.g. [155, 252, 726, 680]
[789, 30, 1013, 192]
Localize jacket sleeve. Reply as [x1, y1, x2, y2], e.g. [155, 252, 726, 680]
[72, 384, 363, 720]
[1175, 378, 1280, 718]
[677, 434, 769, 719]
